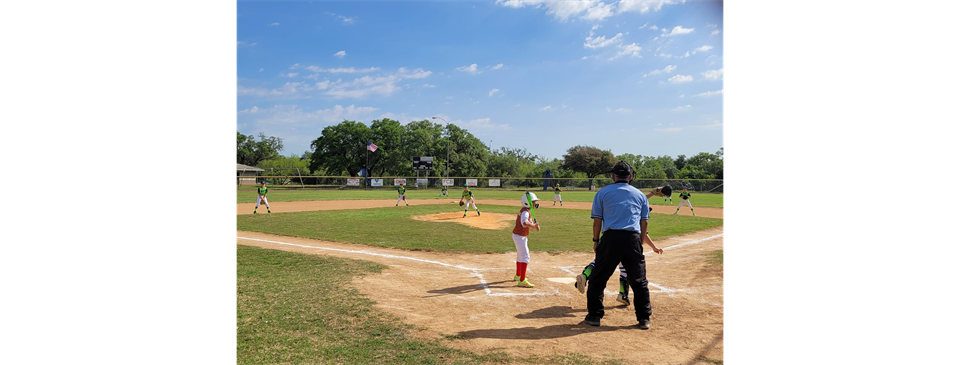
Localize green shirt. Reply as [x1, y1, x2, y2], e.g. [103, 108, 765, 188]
[441, 186, 447, 191]
[398, 187, 405, 195]
[680, 191, 691, 200]
[555, 187, 561, 194]
[461, 190, 473, 199]
[258, 186, 268, 195]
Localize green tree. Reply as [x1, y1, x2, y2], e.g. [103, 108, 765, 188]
[257, 154, 312, 184]
[237, 132, 284, 166]
[368, 118, 408, 176]
[444, 124, 488, 177]
[308, 121, 371, 176]
[561, 145, 617, 188]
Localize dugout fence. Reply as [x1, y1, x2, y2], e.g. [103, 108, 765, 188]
[238, 173, 722, 193]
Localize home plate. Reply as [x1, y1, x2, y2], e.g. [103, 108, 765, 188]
[547, 277, 576, 284]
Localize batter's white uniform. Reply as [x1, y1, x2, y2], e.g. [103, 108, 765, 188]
[512, 210, 532, 263]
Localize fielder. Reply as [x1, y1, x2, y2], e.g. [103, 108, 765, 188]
[674, 187, 695, 216]
[459, 184, 480, 218]
[553, 183, 563, 206]
[661, 185, 673, 204]
[438, 184, 448, 197]
[254, 180, 271, 214]
[396, 183, 409, 206]
[512, 192, 541, 288]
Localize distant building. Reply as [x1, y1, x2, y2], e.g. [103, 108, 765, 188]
[237, 163, 265, 185]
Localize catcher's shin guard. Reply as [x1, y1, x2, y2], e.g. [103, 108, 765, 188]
[581, 262, 595, 279]
[619, 276, 630, 297]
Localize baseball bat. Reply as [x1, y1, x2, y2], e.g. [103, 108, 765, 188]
[526, 191, 537, 223]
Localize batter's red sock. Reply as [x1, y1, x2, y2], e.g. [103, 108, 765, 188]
[516, 262, 521, 277]
[519, 262, 528, 281]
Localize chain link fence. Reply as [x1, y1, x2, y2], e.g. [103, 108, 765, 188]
[238, 174, 722, 193]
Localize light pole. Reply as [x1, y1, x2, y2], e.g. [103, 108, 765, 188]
[431, 116, 450, 179]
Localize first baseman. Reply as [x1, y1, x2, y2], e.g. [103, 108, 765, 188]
[254, 180, 270, 214]
[674, 187, 694, 216]
[396, 183, 409, 206]
[512, 192, 541, 288]
[460, 184, 480, 218]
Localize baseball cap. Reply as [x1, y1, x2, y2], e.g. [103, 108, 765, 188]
[609, 161, 633, 176]
[463, 183, 469, 187]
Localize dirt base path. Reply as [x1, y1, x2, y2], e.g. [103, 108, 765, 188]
[236, 227, 723, 364]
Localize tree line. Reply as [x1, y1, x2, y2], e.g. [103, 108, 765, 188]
[237, 119, 723, 181]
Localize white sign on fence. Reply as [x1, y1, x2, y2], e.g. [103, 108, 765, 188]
[488, 179, 500, 187]
[394, 179, 406, 186]
[442, 179, 454, 186]
[347, 178, 360, 186]
[466, 179, 478, 187]
[371, 178, 383, 187]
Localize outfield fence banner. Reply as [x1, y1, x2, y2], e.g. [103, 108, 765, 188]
[237, 174, 722, 193]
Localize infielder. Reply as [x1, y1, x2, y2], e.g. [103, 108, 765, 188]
[396, 183, 409, 206]
[459, 184, 480, 218]
[553, 183, 563, 206]
[512, 192, 541, 288]
[254, 180, 270, 214]
[674, 187, 695, 216]
[438, 184, 448, 197]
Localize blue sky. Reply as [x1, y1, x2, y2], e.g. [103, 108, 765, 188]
[237, 0, 723, 160]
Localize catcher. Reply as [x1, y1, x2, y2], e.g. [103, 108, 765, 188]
[459, 184, 480, 218]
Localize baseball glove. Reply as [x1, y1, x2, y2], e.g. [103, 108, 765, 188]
[651, 186, 673, 197]
[459, 200, 465, 206]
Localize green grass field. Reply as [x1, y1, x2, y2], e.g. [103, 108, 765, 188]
[237, 188, 724, 208]
[237, 204, 722, 254]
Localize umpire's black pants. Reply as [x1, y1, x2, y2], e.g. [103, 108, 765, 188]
[586, 229, 651, 322]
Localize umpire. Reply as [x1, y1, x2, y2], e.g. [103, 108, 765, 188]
[585, 161, 663, 329]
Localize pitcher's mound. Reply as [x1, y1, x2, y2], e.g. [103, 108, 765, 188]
[411, 211, 516, 230]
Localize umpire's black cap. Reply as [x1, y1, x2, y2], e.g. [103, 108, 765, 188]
[609, 161, 633, 176]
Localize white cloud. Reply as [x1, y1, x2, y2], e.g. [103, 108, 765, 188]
[269, 23, 279, 26]
[237, 41, 258, 47]
[663, 26, 694, 36]
[423, 84, 436, 88]
[237, 104, 379, 125]
[334, 51, 347, 58]
[540, 105, 555, 111]
[496, 0, 620, 22]
[618, 0, 678, 14]
[696, 120, 723, 129]
[492, 63, 504, 70]
[238, 82, 312, 97]
[654, 127, 682, 132]
[694, 89, 723, 97]
[302, 65, 380, 73]
[658, 53, 672, 58]
[650, 25, 659, 30]
[457, 63, 480, 74]
[610, 43, 641, 60]
[607, 107, 632, 112]
[646, 64, 677, 76]
[702, 68, 724, 80]
[582, 1, 617, 21]
[694, 45, 713, 52]
[280, 72, 298, 78]
[326, 12, 355, 24]
[711, 30, 720, 36]
[638, 22, 648, 29]
[259, 68, 263, 72]
[452, 117, 511, 131]
[242, 68, 432, 99]
[489, 88, 500, 96]
[667, 74, 693, 84]
[584, 32, 623, 49]
[707, 24, 717, 28]
[672, 105, 692, 112]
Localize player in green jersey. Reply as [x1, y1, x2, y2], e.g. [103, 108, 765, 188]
[459, 184, 480, 218]
[439, 184, 448, 197]
[553, 183, 563, 206]
[674, 187, 695, 216]
[396, 183, 409, 206]
[254, 180, 270, 214]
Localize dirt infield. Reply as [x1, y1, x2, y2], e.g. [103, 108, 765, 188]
[236, 198, 723, 364]
[411, 212, 518, 230]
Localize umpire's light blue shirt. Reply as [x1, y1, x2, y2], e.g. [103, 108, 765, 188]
[590, 182, 649, 233]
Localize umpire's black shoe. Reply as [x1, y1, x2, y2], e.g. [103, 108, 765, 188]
[638, 319, 651, 330]
[584, 315, 601, 326]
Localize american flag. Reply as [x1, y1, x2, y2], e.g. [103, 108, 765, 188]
[366, 141, 378, 152]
